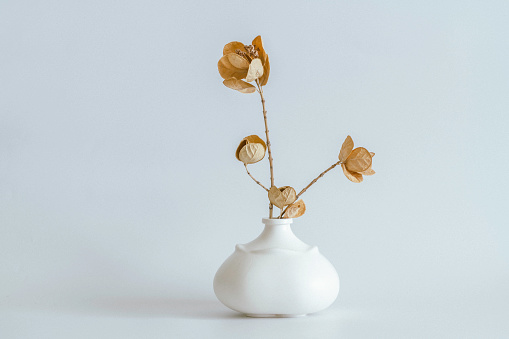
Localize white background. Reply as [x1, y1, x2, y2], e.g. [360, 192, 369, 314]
[1, 0, 508, 338]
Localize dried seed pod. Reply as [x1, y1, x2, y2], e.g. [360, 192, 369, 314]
[338, 135, 354, 163]
[238, 144, 265, 164]
[268, 186, 297, 209]
[345, 147, 372, 172]
[341, 163, 363, 183]
[284, 199, 306, 219]
[245, 58, 264, 82]
[235, 135, 267, 164]
[223, 78, 256, 94]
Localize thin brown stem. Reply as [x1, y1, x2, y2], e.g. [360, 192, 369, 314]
[280, 161, 341, 218]
[244, 164, 269, 192]
[256, 80, 275, 218]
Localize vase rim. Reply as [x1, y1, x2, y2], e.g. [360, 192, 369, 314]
[262, 218, 293, 225]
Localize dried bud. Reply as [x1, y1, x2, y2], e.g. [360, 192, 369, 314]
[235, 135, 267, 164]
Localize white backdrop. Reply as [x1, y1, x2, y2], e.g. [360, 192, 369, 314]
[1, 0, 508, 338]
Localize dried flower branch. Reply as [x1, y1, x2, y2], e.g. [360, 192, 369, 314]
[256, 80, 276, 218]
[297, 161, 342, 199]
[244, 164, 269, 192]
[218, 36, 376, 220]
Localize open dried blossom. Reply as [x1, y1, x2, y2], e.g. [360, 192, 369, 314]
[218, 36, 270, 93]
[338, 135, 375, 183]
[284, 199, 306, 219]
[235, 135, 267, 164]
[268, 186, 297, 209]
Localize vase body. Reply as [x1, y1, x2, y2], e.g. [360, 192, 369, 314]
[213, 218, 339, 317]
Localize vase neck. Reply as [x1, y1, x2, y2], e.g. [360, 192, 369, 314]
[241, 219, 311, 252]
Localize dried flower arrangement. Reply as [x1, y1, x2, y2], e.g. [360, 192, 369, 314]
[218, 36, 375, 219]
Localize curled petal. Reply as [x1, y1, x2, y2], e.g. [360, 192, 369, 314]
[284, 199, 306, 218]
[252, 36, 267, 61]
[268, 186, 297, 209]
[223, 78, 256, 93]
[252, 36, 270, 86]
[223, 41, 246, 55]
[259, 54, 270, 86]
[342, 163, 363, 183]
[218, 55, 248, 80]
[338, 135, 354, 162]
[345, 147, 372, 172]
[227, 53, 249, 69]
[359, 167, 375, 176]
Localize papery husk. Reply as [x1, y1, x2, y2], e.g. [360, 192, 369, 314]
[359, 167, 375, 176]
[259, 55, 270, 86]
[252, 36, 266, 61]
[223, 41, 246, 55]
[338, 135, 354, 163]
[227, 53, 250, 69]
[342, 163, 363, 183]
[238, 143, 265, 164]
[252, 36, 270, 86]
[268, 186, 297, 209]
[223, 78, 256, 94]
[218, 55, 248, 80]
[235, 135, 266, 160]
[245, 58, 264, 82]
[345, 147, 372, 172]
[284, 199, 306, 218]
[236, 135, 266, 162]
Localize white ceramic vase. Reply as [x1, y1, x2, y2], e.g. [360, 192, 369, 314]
[213, 218, 340, 317]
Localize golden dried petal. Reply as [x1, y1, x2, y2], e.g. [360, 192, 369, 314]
[284, 199, 306, 219]
[370, 152, 375, 157]
[227, 53, 249, 69]
[338, 135, 354, 162]
[223, 78, 256, 94]
[345, 147, 372, 172]
[218, 55, 248, 80]
[238, 143, 265, 164]
[223, 41, 246, 55]
[359, 167, 375, 176]
[245, 58, 264, 82]
[280, 186, 297, 206]
[252, 36, 266, 61]
[235, 135, 266, 160]
[342, 163, 363, 183]
[268, 186, 297, 209]
[259, 55, 270, 86]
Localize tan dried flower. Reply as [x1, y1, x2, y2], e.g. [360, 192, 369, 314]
[338, 135, 375, 183]
[284, 199, 306, 219]
[268, 186, 297, 209]
[235, 135, 267, 164]
[218, 36, 270, 93]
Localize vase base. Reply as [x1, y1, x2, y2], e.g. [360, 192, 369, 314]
[245, 313, 307, 318]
